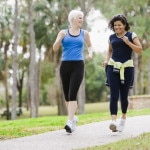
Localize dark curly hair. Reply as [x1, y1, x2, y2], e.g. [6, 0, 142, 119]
[108, 14, 130, 32]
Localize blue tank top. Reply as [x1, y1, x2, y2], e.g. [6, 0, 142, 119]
[110, 32, 136, 63]
[61, 29, 85, 61]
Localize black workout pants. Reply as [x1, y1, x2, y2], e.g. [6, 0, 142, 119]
[60, 61, 84, 101]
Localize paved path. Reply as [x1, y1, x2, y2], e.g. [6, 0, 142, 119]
[0, 115, 150, 150]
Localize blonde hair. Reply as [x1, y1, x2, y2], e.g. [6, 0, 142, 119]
[68, 10, 84, 27]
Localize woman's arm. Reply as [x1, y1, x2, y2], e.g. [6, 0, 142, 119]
[122, 36, 143, 54]
[102, 43, 112, 67]
[53, 30, 66, 52]
[84, 30, 94, 60]
[84, 30, 92, 47]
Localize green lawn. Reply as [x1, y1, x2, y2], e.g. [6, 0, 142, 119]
[0, 102, 110, 121]
[78, 132, 150, 150]
[0, 102, 150, 149]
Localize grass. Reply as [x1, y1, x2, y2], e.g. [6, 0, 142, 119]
[0, 102, 109, 140]
[0, 102, 110, 120]
[78, 132, 150, 150]
[0, 112, 110, 140]
[0, 102, 150, 149]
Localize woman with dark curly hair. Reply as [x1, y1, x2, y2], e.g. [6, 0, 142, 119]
[102, 14, 142, 132]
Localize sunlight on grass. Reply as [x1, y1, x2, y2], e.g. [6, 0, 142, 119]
[0, 102, 109, 120]
[84, 102, 109, 113]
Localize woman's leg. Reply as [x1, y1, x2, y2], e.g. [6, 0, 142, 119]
[120, 67, 134, 118]
[118, 67, 134, 132]
[68, 101, 77, 121]
[62, 61, 84, 133]
[60, 62, 75, 131]
[68, 61, 84, 121]
[107, 66, 120, 131]
[107, 66, 120, 120]
[60, 62, 70, 101]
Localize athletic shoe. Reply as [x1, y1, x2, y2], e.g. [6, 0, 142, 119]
[72, 116, 78, 132]
[117, 118, 126, 132]
[64, 120, 73, 133]
[109, 120, 118, 132]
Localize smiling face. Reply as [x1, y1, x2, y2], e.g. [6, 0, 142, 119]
[73, 14, 83, 28]
[114, 21, 126, 35]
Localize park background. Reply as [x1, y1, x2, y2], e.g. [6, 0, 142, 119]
[0, 0, 150, 120]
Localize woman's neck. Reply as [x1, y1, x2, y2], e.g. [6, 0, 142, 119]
[116, 31, 127, 38]
[69, 27, 80, 36]
[70, 26, 80, 31]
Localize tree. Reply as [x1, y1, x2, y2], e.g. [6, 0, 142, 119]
[11, 0, 19, 119]
[28, 0, 37, 117]
[0, 1, 13, 120]
[17, 1, 30, 112]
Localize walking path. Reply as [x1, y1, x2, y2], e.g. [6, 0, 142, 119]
[0, 115, 150, 150]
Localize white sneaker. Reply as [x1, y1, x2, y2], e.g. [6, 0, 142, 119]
[117, 118, 126, 132]
[64, 120, 73, 133]
[109, 120, 118, 132]
[72, 116, 78, 132]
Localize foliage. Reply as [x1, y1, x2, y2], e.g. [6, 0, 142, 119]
[39, 61, 55, 105]
[0, 2, 13, 79]
[95, 0, 150, 46]
[142, 48, 150, 58]
[0, 99, 4, 107]
[85, 53, 109, 103]
[40, 61, 55, 85]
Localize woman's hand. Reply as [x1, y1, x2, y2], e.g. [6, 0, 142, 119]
[122, 36, 130, 45]
[53, 30, 66, 51]
[102, 61, 108, 68]
[85, 54, 92, 61]
[58, 30, 66, 40]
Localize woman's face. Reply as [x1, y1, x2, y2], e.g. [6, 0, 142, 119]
[114, 20, 126, 34]
[73, 15, 83, 28]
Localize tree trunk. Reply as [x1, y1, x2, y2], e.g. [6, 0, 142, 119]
[26, 72, 30, 111]
[138, 55, 143, 94]
[29, 0, 37, 117]
[3, 42, 10, 120]
[148, 60, 150, 94]
[133, 53, 139, 95]
[35, 66, 39, 116]
[17, 71, 24, 115]
[35, 49, 42, 116]
[11, 0, 19, 120]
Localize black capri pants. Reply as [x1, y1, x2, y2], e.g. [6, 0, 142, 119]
[60, 60, 84, 101]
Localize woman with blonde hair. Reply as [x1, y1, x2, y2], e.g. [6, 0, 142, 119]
[53, 10, 93, 133]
